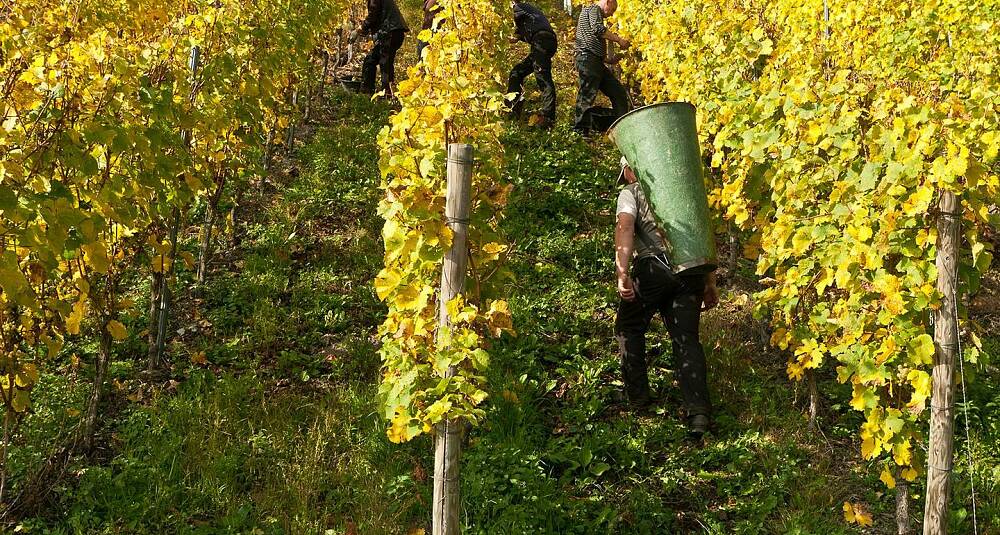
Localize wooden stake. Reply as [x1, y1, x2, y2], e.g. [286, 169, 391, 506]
[433, 144, 472, 535]
[807, 369, 820, 430]
[155, 207, 180, 362]
[897, 465, 912, 535]
[285, 89, 298, 152]
[152, 45, 200, 368]
[146, 270, 162, 368]
[923, 190, 961, 535]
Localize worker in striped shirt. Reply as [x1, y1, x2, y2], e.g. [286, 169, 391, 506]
[573, 0, 631, 134]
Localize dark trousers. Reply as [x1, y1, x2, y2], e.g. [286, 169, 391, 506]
[573, 52, 630, 133]
[506, 31, 558, 121]
[361, 30, 406, 93]
[614, 256, 711, 416]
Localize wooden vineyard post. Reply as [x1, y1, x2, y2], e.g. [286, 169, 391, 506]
[564, 0, 572, 16]
[922, 190, 961, 535]
[433, 144, 472, 535]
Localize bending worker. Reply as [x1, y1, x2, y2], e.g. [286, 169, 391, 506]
[614, 156, 719, 437]
[353, 0, 408, 96]
[506, 0, 557, 128]
[573, 0, 631, 134]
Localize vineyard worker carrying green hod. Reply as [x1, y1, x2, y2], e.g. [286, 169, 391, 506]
[573, 0, 631, 134]
[352, 0, 408, 96]
[506, 0, 558, 128]
[614, 157, 719, 437]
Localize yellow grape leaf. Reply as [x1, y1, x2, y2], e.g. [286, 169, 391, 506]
[107, 320, 127, 340]
[0, 256, 31, 301]
[66, 298, 87, 335]
[861, 436, 879, 459]
[892, 440, 912, 466]
[151, 255, 171, 274]
[908, 333, 935, 365]
[180, 251, 196, 270]
[408, 529, 426, 535]
[393, 284, 421, 310]
[770, 327, 791, 350]
[15, 362, 39, 388]
[375, 268, 402, 301]
[42, 332, 64, 358]
[445, 296, 477, 323]
[850, 383, 875, 411]
[190, 351, 208, 366]
[849, 224, 873, 243]
[902, 185, 934, 216]
[480, 242, 507, 262]
[915, 228, 935, 247]
[485, 299, 513, 337]
[843, 502, 873, 526]
[11, 388, 30, 413]
[880, 466, 896, 489]
[183, 172, 204, 192]
[787, 361, 805, 381]
[418, 155, 435, 178]
[901, 466, 918, 481]
[388, 410, 418, 443]
[82, 242, 110, 274]
[907, 370, 931, 409]
[882, 409, 904, 437]
[805, 122, 825, 143]
[424, 398, 453, 424]
[790, 227, 811, 255]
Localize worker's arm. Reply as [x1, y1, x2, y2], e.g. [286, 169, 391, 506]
[603, 30, 630, 49]
[360, 0, 383, 34]
[512, 3, 530, 41]
[615, 213, 637, 301]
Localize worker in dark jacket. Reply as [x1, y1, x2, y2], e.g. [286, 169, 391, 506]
[573, 0, 630, 134]
[417, 0, 441, 58]
[614, 157, 718, 437]
[506, 0, 557, 127]
[352, 0, 409, 95]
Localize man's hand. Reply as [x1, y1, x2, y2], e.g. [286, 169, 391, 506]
[618, 275, 636, 301]
[701, 279, 719, 311]
[605, 52, 621, 65]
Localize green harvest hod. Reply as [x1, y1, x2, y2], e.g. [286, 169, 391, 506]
[609, 102, 718, 275]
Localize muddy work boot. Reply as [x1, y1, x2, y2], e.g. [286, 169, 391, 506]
[626, 385, 654, 410]
[687, 413, 710, 438]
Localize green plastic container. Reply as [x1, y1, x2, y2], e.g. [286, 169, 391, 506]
[609, 102, 718, 274]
